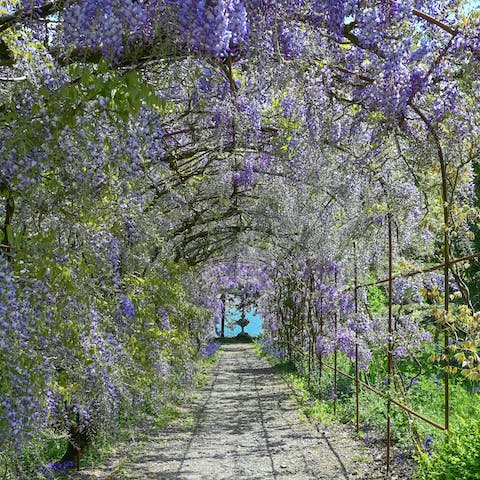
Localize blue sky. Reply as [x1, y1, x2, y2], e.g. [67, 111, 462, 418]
[463, 0, 480, 13]
[219, 307, 263, 337]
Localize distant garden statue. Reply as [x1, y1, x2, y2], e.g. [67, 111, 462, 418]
[236, 309, 250, 338]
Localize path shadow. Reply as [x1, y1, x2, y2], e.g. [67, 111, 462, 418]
[92, 344, 369, 479]
[234, 366, 276, 375]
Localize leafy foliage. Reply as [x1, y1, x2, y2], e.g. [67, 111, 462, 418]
[415, 417, 480, 480]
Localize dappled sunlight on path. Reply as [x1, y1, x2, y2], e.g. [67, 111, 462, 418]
[76, 344, 381, 479]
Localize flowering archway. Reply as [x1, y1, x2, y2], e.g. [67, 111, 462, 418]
[1, 1, 480, 477]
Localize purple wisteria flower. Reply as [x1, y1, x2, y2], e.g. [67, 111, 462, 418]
[200, 340, 221, 358]
[118, 295, 136, 320]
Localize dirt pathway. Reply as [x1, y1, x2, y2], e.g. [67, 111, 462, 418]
[75, 344, 386, 479]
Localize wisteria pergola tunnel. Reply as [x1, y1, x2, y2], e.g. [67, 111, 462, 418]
[1, 1, 480, 479]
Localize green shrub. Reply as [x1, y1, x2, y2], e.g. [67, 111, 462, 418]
[415, 417, 480, 480]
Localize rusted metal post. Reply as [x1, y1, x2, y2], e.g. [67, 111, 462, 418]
[318, 298, 323, 387]
[307, 275, 314, 388]
[410, 104, 450, 433]
[442, 183, 450, 434]
[354, 242, 360, 433]
[220, 293, 226, 338]
[386, 214, 394, 478]
[334, 270, 338, 415]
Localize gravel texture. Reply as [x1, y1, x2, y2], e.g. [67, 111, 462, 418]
[70, 343, 415, 479]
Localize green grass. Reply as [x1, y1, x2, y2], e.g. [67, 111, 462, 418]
[79, 433, 120, 469]
[19, 432, 69, 479]
[153, 404, 181, 429]
[194, 349, 222, 387]
[414, 417, 480, 480]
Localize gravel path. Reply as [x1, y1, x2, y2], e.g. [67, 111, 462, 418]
[74, 343, 390, 479]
